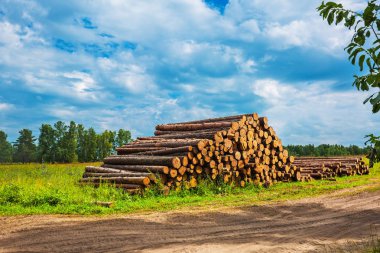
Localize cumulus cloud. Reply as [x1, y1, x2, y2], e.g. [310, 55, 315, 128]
[23, 70, 106, 101]
[0, 0, 378, 145]
[225, 0, 354, 56]
[252, 79, 379, 145]
[263, 18, 352, 55]
[45, 97, 217, 138]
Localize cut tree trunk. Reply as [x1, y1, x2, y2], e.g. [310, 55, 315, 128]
[100, 164, 170, 174]
[103, 155, 182, 169]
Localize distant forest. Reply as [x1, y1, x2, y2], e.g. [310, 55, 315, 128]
[285, 144, 370, 157]
[0, 123, 371, 163]
[0, 121, 132, 163]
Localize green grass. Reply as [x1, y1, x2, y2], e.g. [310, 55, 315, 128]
[0, 160, 379, 215]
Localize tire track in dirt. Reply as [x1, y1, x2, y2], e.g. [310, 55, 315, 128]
[0, 191, 379, 253]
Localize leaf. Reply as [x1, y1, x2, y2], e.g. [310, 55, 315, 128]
[367, 74, 376, 85]
[376, 20, 380, 30]
[362, 81, 370, 91]
[327, 12, 335, 25]
[348, 15, 356, 27]
[325, 2, 338, 7]
[349, 48, 363, 64]
[363, 3, 376, 26]
[354, 35, 365, 46]
[336, 11, 345, 24]
[366, 58, 372, 69]
[373, 44, 380, 54]
[358, 54, 366, 71]
[316, 2, 325, 11]
[372, 103, 380, 113]
[370, 92, 380, 105]
[363, 93, 375, 104]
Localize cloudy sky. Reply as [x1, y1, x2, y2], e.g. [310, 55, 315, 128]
[0, 0, 377, 145]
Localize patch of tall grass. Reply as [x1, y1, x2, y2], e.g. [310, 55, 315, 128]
[0, 161, 379, 215]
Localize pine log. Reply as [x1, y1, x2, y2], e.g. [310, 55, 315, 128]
[116, 147, 163, 155]
[80, 176, 150, 186]
[135, 146, 193, 156]
[162, 114, 250, 125]
[119, 139, 204, 149]
[137, 131, 215, 140]
[100, 164, 170, 174]
[83, 172, 152, 178]
[154, 127, 228, 135]
[79, 182, 142, 190]
[85, 166, 130, 174]
[103, 155, 182, 169]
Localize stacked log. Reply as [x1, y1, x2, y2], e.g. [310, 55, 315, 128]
[80, 113, 370, 193]
[294, 156, 369, 180]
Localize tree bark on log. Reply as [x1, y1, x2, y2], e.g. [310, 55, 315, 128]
[138, 131, 215, 140]
[161, 114, 250, 125]
[103, 155, 182, 168]
[154, 127, 228, 136]
[116, 147, 163, 155]
[80, 176, 150, 186]
[79, 182, 143, 190]
[156, 122, 233, 131]
[135, 146, 193, 156]
[83, 172, 152, 178]
[85, 166, 131, 174]
[119, 139, 204, 149]
[101, 164, 170, 174]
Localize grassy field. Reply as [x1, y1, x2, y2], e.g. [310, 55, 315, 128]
[0, 160, 379, 215]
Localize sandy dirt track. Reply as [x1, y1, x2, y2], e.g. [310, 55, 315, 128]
[0, 191, 379, 253]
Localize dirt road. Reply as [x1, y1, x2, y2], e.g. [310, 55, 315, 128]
[0, 191, 379, 253]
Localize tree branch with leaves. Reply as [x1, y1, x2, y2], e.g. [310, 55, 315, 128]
[318, 0, 380, 165]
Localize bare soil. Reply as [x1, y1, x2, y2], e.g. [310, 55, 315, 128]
[0, 191, 379, 253]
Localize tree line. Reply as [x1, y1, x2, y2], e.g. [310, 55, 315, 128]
[285, 144, 370, 157]
[0, 121, 132, 163]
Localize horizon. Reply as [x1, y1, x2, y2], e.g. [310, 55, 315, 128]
[0, 0, 378, 145]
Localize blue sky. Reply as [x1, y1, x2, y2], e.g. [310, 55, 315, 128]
[0, 0, 378, 145]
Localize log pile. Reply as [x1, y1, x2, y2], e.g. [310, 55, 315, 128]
[293, 156, 369, 181]
[80, 113, 370, 193]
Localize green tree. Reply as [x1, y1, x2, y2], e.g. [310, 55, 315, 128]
[76, 124, 86, 162]
[318, 1, 380, 164]
[97, 130, 114, 160]
[116, 129, 132, 148]
[13, 129, 37, 163]
[53, 121, 67, 163]
[365, 134, 380, 167]
[63, 121, 77, 163]
[0, 131, 13, 163]
[38, 124, 56, 163]
[286, 144, 369, 157]
[86, 127, 98, 162]
[108, 130, 117, 152]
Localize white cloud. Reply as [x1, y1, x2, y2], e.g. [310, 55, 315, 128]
[99, 0, 234, 42]
[164, 40, 256, 75]
[225, 0, 354, 56]
[24, 70, 106, 101]
[264, 19, 352, 55]
[45, 96, 217, 138]
[0, 22, 23, 47]
[0, 103, 13, 111]
[252, 79, 380, 145]
[0, 0, 378, 144]
[252, 79, 298, 103]
[111, 64, 156, 93]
